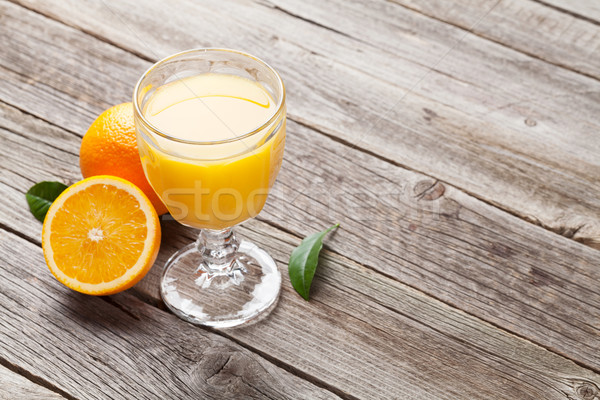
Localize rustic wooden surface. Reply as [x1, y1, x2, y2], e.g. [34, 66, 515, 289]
[12, 0, 600, 248]
[1, 0, 599, 399]
[0, 364, 65, 400]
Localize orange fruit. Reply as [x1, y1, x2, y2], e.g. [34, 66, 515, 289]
[79, 102, 168, 215]
[42, 175, 161, 296]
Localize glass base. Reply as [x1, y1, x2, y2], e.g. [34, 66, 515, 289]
[160, 238, 281, 329]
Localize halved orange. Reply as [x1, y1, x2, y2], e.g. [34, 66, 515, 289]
[42, 175, 161, 295]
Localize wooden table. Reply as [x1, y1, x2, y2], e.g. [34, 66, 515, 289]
[1, 0, 599, 398]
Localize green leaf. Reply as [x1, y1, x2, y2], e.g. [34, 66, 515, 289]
[26, 181, 68, 222]
[288, 224, 339, 301]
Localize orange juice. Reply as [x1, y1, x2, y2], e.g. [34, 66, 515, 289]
[137, 73, 285, 230]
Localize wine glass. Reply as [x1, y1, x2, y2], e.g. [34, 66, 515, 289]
[133, 49, 286, 328]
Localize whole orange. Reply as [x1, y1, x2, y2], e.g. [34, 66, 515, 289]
[79, 102, 168, 215]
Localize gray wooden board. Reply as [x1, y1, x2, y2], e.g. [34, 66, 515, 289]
[387, 0, 600, 80]
[0, 229, 339, 400]
[1, 6, 600, 368]
[0, 0, 598, 373]
[7, 0, 600, 249]
[0, 364, 66, 400]
[2, 86, 600, 399]
[538, 0, 600, 23]
[2, 0, 600, 398]
[142, 218, 600, 400]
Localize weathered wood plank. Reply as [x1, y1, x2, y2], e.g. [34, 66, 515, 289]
[144, 219, 600, 400]
[3, 131, 600, 399]
[538, 0, 600, 23]
[3, 81, 600, 400]
[2, 94, 600, 397]
[0, 2, 599, 370]
[5, 75, 600, 375]
[6, 0, 600, 249]
[255, 0, 600, 247]
[0, 233, 339, 400]
[0, 364, 66, 400]
[388, 0, 600, 79]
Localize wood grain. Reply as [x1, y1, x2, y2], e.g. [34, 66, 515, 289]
[257, 0, 600, 248]
[2, 1, 600, 397]
[145, 219, 600, 400]
[388, 0, 600, 79]
[7, 0, 600, 250]
[0, 1, 599, 371]
[2, 128, 600, 399]
[0, 229, 339, 400]
[0, 364, 66, 400]
[2, 80, 600, 400]
[537, 0, 600, 23]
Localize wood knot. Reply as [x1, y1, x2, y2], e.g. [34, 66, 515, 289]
[528, 267, 562, 288]
[487, 242, 513, 259]
[423, 107, 438, 122]
[414, 180, 445, 201]
[572, 380, 599, 400]
[524, 118, 537, 127]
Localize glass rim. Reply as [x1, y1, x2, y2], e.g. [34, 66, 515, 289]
[132, 48, 286, 145]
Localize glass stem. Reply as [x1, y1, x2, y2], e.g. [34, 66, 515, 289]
[196, 228, 239, 274]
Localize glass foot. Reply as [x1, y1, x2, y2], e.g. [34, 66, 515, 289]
[160, 235, 281, 328]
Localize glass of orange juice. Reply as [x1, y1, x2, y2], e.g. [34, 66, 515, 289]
[133, 49, 286, 328]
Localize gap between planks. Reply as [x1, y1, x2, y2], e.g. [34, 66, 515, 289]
[3, 100, 600, 394]
[100, 294, 358, 400]
[0, 357, 75, 400]
[263, 217, 600, 377]
[6, 0, 597, 252]
[3, 0, 600, 382]
[1, 188, 351, 396]
[383, 0, 600, 82]
[1, 2, 600, 368]
[1, 101, 600, 396]
[1, 50, 600, 376]
[529, 0, 600, 27]
[262, 0, 600, 84]
[0, 98, 83, 142]
[0, 128, 356, 399]
[0, 228, 342, 400]
[4, 102, 597, 379]
[15, 181, 595, 398]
